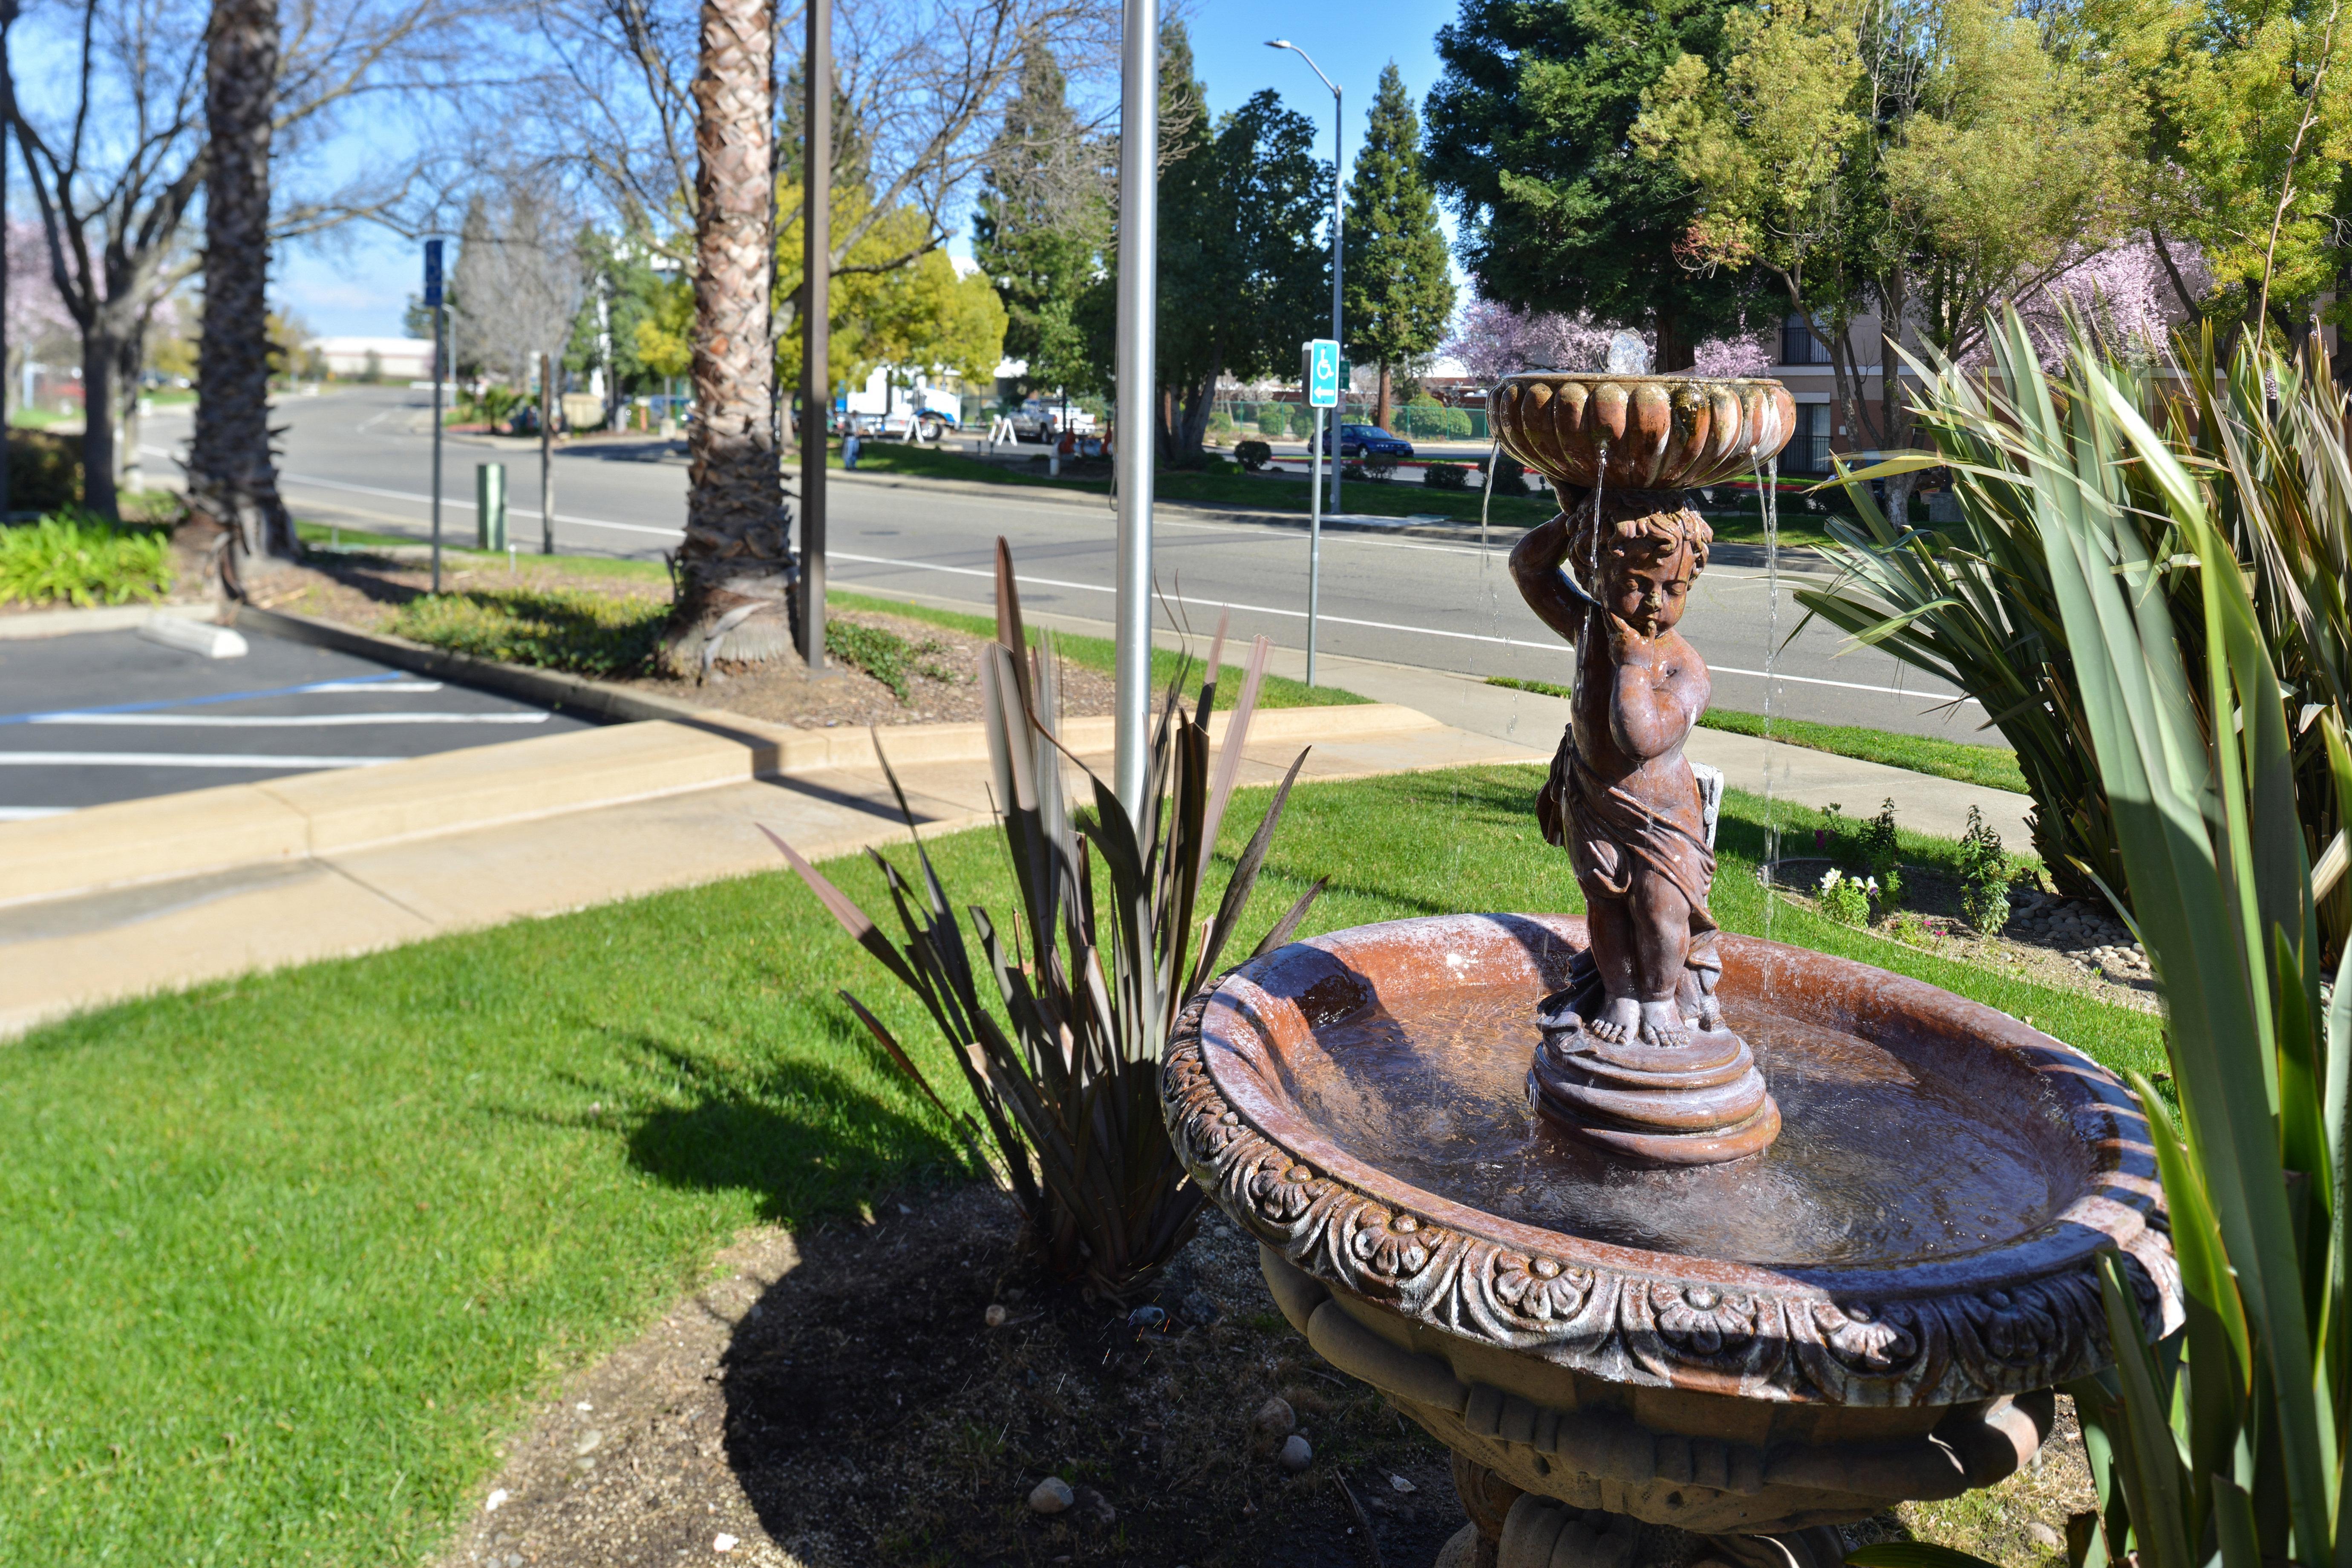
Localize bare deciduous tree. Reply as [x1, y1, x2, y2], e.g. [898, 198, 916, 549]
[2, 0, 474, 521]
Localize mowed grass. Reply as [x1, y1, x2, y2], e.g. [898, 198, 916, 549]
[1487, 677, 2028, 794]
[0, 767, 2159, 1562]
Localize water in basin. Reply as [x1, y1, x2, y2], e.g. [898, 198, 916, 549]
[1286, 985, 2078, 1269]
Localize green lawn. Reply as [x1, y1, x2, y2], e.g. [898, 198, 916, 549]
[836, 440, 1838, 548]
[1487, 677, 2027, 794]
[0, 765, 2158, 1563]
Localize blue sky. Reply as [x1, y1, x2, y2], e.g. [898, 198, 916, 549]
[277, 0, 1467, 337]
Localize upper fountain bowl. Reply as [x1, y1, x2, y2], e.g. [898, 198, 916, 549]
[1492, 373, 1798, 492]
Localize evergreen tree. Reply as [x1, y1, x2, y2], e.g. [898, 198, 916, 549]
[972, 43, 1110, 401]
[1425, 0, 1745, 369]
[1343, 62, 1456, 429]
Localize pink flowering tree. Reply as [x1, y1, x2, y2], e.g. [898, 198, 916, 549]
[1445, 295, 1776, 382]
[2003, 239, 2211, 369]
[7, 219, 77, 374]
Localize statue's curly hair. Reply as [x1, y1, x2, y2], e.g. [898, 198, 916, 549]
[1563, 494, 1713, 594]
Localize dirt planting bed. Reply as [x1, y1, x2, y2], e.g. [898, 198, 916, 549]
[241, 552, 1115, 731]
[434, 1185, 2096, 1568]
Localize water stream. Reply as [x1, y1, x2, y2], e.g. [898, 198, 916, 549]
[1749, 445, 1784, 950]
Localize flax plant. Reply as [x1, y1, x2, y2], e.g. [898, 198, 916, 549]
[1849, 314, 2352, 1568]
[1802, 318, 2352, 955]
[770, 542, 1323, 1297]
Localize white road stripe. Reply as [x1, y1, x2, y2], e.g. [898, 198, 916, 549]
[29, 712, 549, 728]
[300, 680, 444, 694]
[0, 752, 396, 769]
[276, 472, 681, 538]
[0, 805, 72, 819]
[830, 553, 1981, 705]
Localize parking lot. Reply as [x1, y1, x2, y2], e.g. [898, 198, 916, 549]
[0, 625, 595, 817]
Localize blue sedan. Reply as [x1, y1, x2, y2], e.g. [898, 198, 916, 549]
[1310, 422, 1416, 460]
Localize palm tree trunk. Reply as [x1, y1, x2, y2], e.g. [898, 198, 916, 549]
[667, 0, 793, 669]
[187, 0, 294, 585]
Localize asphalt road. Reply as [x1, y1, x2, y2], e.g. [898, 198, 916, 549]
[142, 387, 1989, 741]
[0, 625, 593, 815]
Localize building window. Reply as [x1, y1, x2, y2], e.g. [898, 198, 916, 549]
[1789, 404, 1833, 473]
[1780, 312, 1832, 366]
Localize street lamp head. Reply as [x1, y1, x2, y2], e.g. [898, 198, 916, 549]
[1266, 38, 1291, 49]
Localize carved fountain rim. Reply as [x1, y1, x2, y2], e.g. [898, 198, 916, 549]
[1161, 911, 2184, 1406]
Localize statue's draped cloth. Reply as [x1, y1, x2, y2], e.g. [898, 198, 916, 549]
[1539, 727, 1724, 987]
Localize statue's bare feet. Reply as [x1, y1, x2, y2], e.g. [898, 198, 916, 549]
[1588, 997, 1642, 1045]
[1639, 1000, 1693, 1049]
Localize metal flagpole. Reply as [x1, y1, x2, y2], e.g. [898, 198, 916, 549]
[426, 237, 444, 593]
[799, 0, 831, 672]
[539, 350, 555, 554]
[1112, 0, 1159, 821]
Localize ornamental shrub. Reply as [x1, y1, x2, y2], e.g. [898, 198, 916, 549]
[0, 508, 172, 606]
[1424, 462, 1469, 490]
[1956, 805, 2012, 932]
[1235, 440, 1272, 472]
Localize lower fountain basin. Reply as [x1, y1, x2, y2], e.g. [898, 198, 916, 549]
[1162, 914, 2182, 1539]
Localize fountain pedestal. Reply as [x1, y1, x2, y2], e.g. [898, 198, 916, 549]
[1160, 913, 2180, 1568]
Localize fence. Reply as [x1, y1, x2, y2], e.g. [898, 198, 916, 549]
[1209, 399, 1488, 443]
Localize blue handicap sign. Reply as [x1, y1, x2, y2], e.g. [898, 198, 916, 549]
[423, 238, 444, 308]
[1306, 339, 1340, 408]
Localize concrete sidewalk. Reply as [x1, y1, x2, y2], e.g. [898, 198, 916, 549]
[866, 584, 2037, 851]
[0, 697, 1541, 1037]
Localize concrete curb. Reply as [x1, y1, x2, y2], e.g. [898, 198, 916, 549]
[0, 602, 214, 640]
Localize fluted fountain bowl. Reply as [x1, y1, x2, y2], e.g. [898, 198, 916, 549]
[1491, 373, 1798, 491]
[1161, 913, 2180, 1561]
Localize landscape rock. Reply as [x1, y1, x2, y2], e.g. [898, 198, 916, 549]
[2026, 1521, 2064, 1550]
[984, 1303, 1007, 1328]
[1029, 1476, 1075, 1514]
[1254, 1395, 1296, 1435]
[1279, 1434, 1313, 1472]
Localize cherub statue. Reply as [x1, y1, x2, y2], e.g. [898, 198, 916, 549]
[1509, 495, 1724, 1051]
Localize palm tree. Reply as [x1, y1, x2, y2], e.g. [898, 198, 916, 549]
[666, 0, 792, 668]
[187, 0, 294, 585]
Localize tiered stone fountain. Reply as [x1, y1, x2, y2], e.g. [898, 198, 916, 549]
[1161, 363, 2180, 1567]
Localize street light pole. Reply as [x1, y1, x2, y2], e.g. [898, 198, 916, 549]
[1268, 39, 1342, 516]
[799, 0, 832, 673]
[1113, 0, 1159, 822]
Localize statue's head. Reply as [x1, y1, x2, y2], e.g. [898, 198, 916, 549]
[1571, 505, 1712, 637]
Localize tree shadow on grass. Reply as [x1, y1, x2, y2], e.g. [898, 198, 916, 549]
[586, 1015, 977, 1229]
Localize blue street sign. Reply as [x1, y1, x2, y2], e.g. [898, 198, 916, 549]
[423, 238, 444, 308]
[1306, 339, 1340, 407]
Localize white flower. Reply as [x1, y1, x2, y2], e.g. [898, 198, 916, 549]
[1863, 877, 1880, 896]
[1818, 868, 1843, 892]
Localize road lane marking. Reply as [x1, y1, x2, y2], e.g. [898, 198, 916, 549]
[0, 806, 72, 819]
[0, 671, 425, 725]
[27, 712, 549, 728]
[829, 554, 1980, 705]
[276, 473, 681, 537]
[0, 752, 396, 768]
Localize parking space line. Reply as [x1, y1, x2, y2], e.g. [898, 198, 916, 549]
[29, 712, 550, 728]
[0, 752, 395, 769]
[0, 672, 435, 726]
